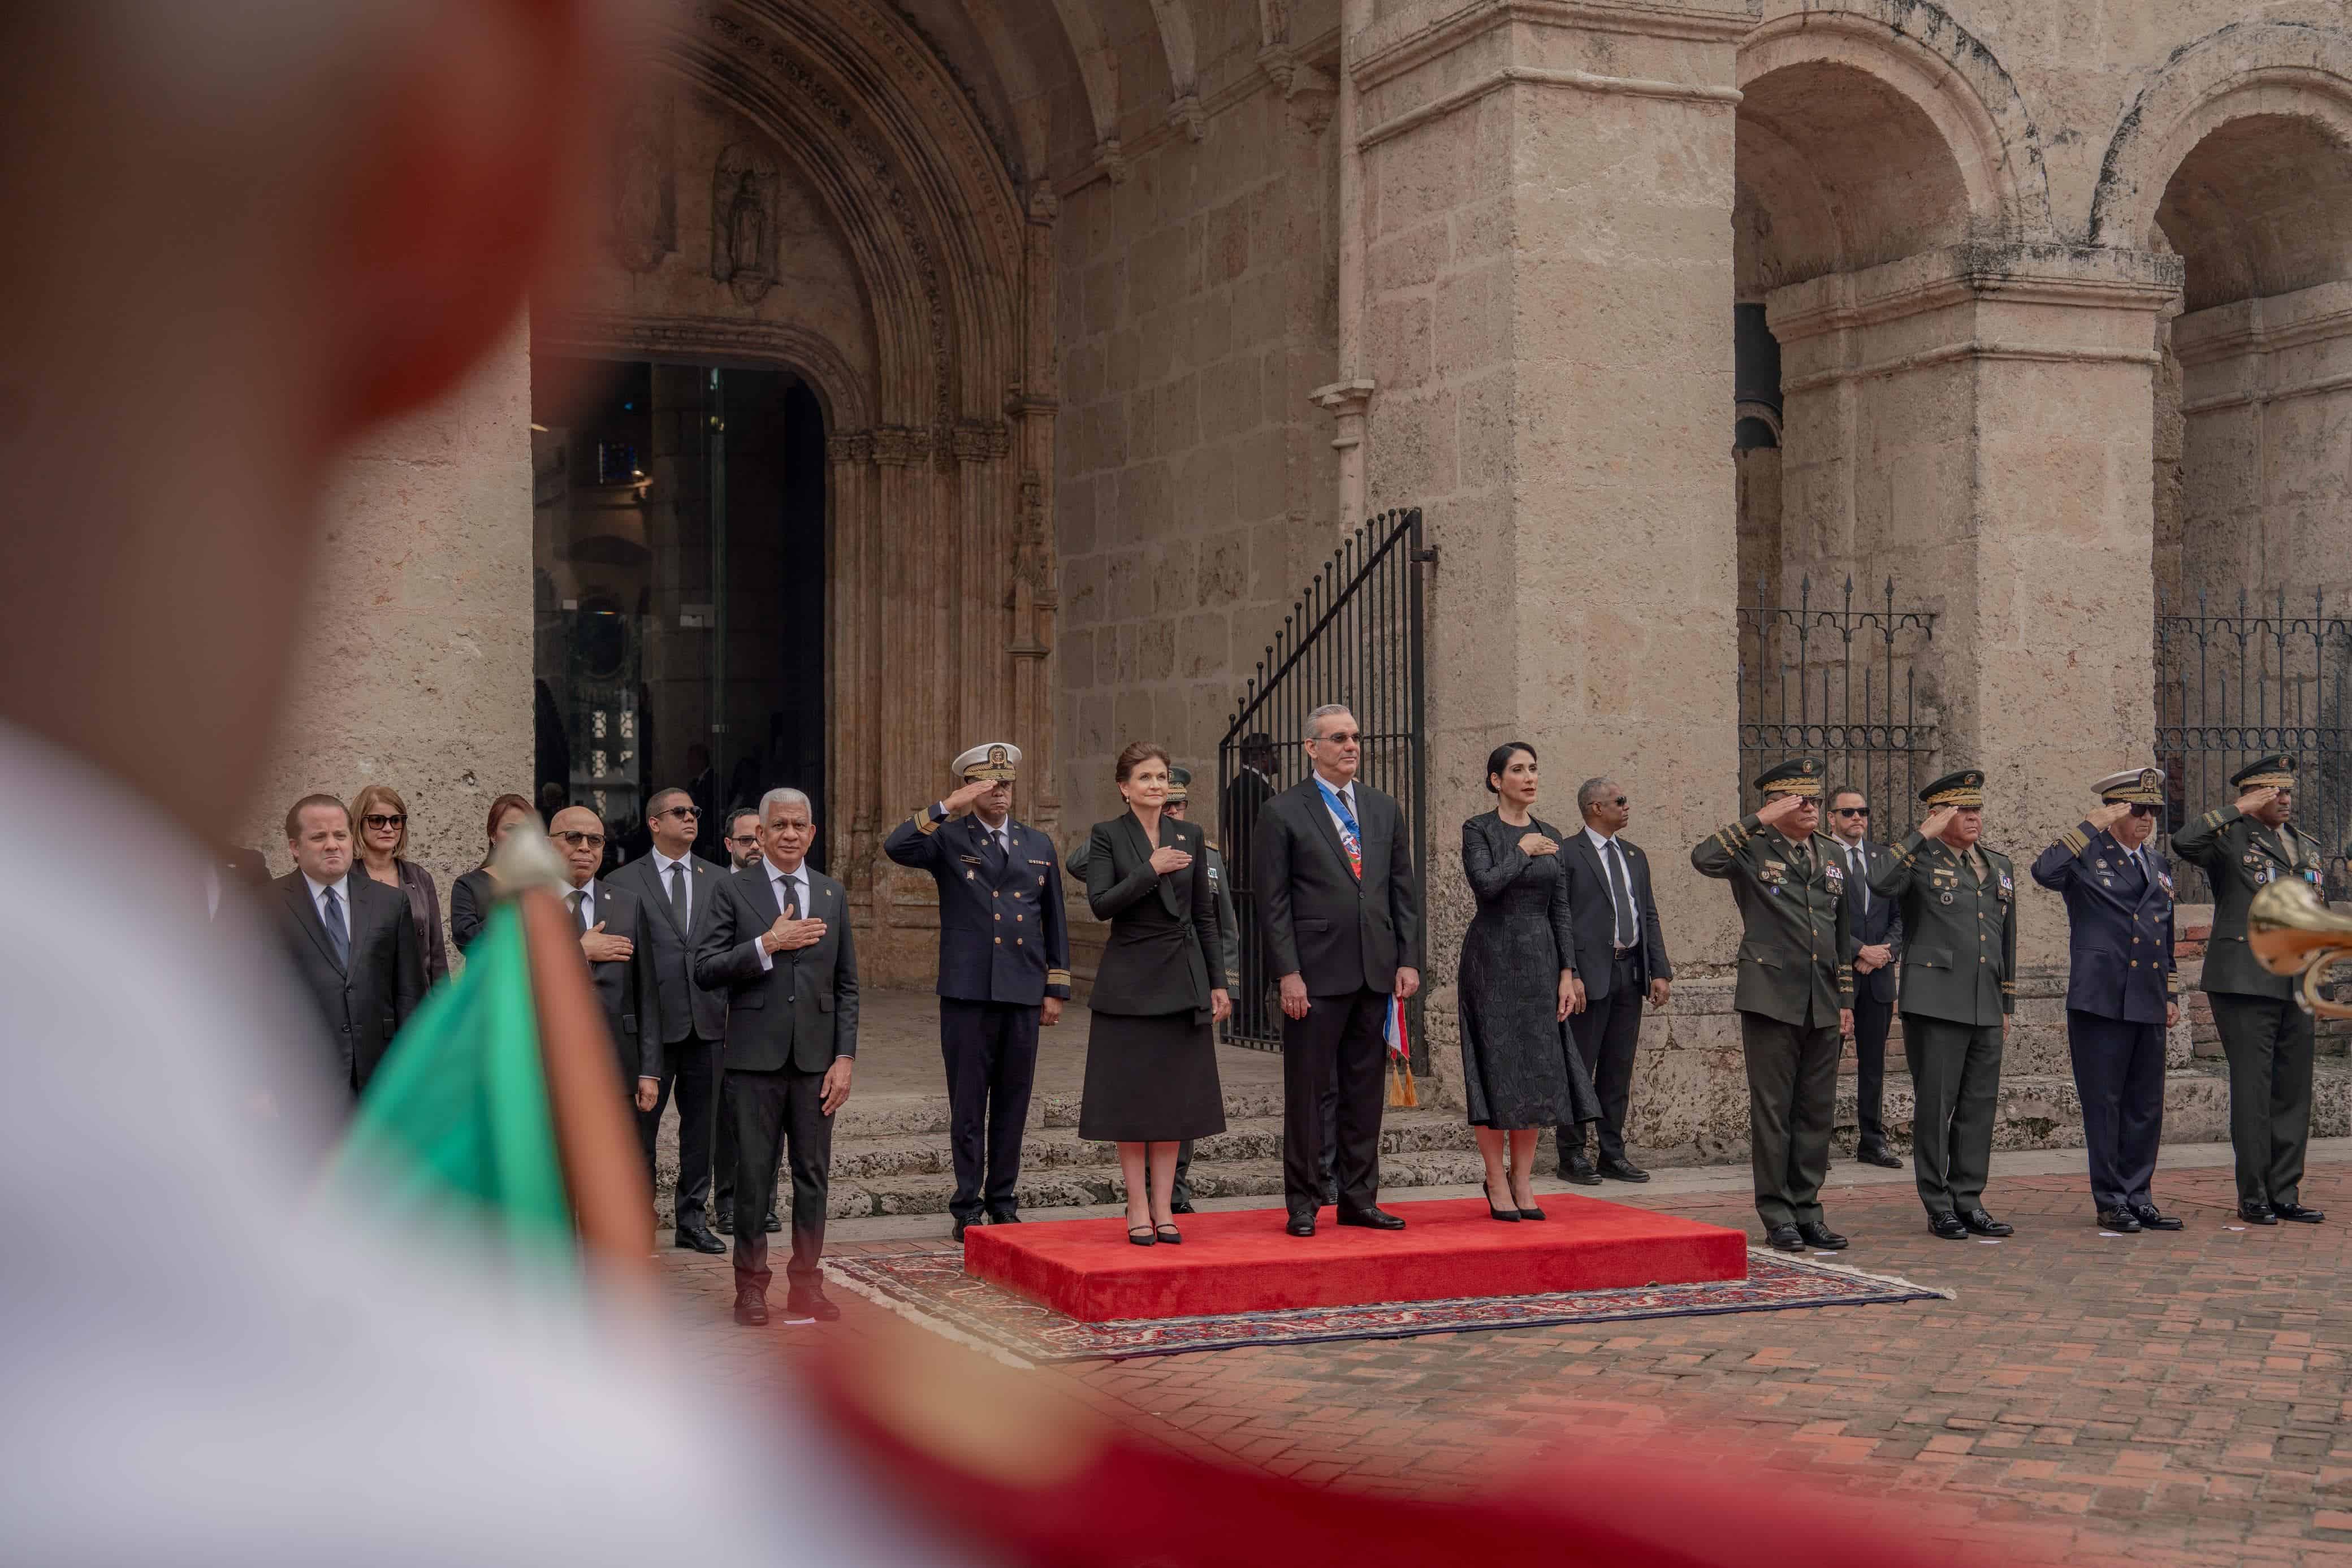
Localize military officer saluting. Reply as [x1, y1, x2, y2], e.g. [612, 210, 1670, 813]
[1867, 769, 2018, 1241]
[1691, 759, 1856, 1254]
[2171, 755, 2326, 1225]
[883, 743, 1073, 1241]
[2030, 768, 2182, 1233]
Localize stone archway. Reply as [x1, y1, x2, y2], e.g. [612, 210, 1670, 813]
[537, 0, 1062, 984]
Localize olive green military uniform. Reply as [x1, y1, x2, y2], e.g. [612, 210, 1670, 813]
[2170, 760, 2323, 1212]
[1691, 774, 1855, 1232]
[1869, 813, 2018, 1221]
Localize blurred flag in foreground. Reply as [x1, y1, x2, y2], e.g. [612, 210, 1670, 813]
[1383, 991, 1417, 1107]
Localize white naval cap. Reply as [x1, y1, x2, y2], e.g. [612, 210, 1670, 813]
[2093, 766, 2166, 805]
[953, 742, 1022, 782]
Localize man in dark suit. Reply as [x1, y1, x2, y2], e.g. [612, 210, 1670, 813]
[1222, 731, 1281, 1032]
[883, 741, 1070, 1241]
[1555, 776, 1674, 1185]
[709, 803, 777, 1236]
[549, 805, 662, 1121]
[2172, 754, 2326, 1225]
[2031, 767, 2182, 1232]
[1255, 704, 1420, 1236]
[697, 787, 859, 1326]
[1692, 759, 1855, 1253]
[1825, 786, 1905, 1168]
[271, 794, 426, 1103]
[606, 785, 729, 1253]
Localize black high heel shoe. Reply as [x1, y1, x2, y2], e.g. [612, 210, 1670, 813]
[1485, 1185, 1522, 1222]
[1155, 1223, 1183, 1245]
[1126, 1211, 1156, 1246]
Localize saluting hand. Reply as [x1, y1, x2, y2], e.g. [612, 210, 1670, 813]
[1919, 805, 1958, 841]
[1757, 795, 1808, 829]
[2234, 785, 2280, 816]
[580, 921, 633, 963]
[2087, 801, 2135, 833]
[1148, 846, 1194, 876]
[942, 779, 996, 815]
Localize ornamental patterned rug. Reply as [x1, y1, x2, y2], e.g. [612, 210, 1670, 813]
[824, 1246, 1951, 1367]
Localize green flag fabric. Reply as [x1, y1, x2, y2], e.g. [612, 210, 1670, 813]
[334, 902, 573, 1251]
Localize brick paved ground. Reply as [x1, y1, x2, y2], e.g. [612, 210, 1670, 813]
[662, 1158, 2352, 1567]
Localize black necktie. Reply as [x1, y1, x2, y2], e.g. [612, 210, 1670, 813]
[1606, 839, 1636, 947]
[779, 876, 798, 920]
[667, 861, 688, 926]
[569, 888, 589, 932]
[1848, 847, 1869, 914]
[321, 885, 348, 970]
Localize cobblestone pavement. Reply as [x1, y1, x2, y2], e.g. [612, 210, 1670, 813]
[660, 1158, 2352, 1567]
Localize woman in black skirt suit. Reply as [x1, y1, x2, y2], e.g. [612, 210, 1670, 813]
[1080, 742, 1230, 1244]
[1459, 742, 1600, 1220]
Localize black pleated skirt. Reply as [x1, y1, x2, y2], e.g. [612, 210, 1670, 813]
[1078, 1010, 1227, 1142]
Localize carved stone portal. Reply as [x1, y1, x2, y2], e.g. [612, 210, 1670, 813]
[710, 144, 780, 306]
[607, 94, 675, 274]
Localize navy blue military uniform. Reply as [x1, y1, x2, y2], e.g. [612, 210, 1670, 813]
[2030, 771, 2179, 1223]
[882, 754, 1071, 1230]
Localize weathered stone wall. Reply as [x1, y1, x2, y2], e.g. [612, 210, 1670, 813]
[1054, 76, 1341, 848]
[243, 320, 536, 901]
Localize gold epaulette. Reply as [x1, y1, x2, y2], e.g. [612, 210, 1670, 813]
[914, 811, 943, 836]
[1045, 968, 1071, 987]
[2059, 828, 2089, 857]
[2200, 808, 2228, 828]
[1888, 840, 1918, 865]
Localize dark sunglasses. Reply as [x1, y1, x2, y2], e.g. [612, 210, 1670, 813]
[362, 813, 406, 829]
[2127, 804, 2157, 818]
[1831, 807, 1869, 818]
[657, 804, 700, 820]
[553, 830, 606, 848]
[1608, 796, 1627, 807]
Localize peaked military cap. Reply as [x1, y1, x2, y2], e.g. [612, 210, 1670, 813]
[2094, 766, 2165, 805]
[1921, 768, 1986, 808]
[1165, 766, 1191, 803]
[1753, 758, 1824, 797]
[2230, 754, 2296, 790]
[953, 742, 1022, 782]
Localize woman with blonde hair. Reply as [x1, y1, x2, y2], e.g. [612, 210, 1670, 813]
[352, 782, 450, 986]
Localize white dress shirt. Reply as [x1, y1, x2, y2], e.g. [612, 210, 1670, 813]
[1315, 776, 1360, 839]
[753, 861, 810, 972]
[651, 848, 694, 926]
[1583, 826, 1645, 948]
[302, 872, 353, 945]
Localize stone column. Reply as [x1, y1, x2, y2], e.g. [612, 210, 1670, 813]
[1352, 0, 1749, 1095]
[1770, 245, 2181, 968]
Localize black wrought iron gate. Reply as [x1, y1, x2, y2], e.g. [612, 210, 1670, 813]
[1736, 575, 1938, 823]
[2158, 588, 2352, 902]
[1218, 509, 1432, 1065]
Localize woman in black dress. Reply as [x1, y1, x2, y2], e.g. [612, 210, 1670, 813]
[1079, 742, 1230, 1244]
[1459, 742, 1600, 1220]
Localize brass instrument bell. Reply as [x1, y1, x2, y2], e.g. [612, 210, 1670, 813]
[2246, 877, 2352, 1019]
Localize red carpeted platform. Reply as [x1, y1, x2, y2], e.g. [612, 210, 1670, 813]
[962, 1195, 1747, 1322]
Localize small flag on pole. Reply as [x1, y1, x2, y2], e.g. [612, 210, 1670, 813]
[1383, 993, 1417, 1108]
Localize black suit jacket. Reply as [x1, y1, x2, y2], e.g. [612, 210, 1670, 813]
[1557, 830, 1673, 999]
[1084, 813, 1220, 1017]
[1254, 777, 1419, 996]
[271, 870, 426, 1096]
[605, 852, 729, 1042]
[1827, 837, 1904, 1004]
[568, 878, 663, 1086]
[449, 867, 494, 955]
[693, 861, 859, 1074]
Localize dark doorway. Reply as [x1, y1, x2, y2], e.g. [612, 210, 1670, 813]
[531, 357, 827, 869]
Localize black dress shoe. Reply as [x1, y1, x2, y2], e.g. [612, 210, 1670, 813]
[986, 1210, 1021, 1226]
[1485, 1194, 1523, 1222]
[1765, 1224, 1805, 1253]
[2096, 1207, 2143, 1232]
[1857, 1145, 1904, 1169]
[762, 1212, 782, 1233]
[1563, 1155, 1602, 1186]
[2127, 1203, 2182, 1231]
[951, 1216, 973, 1242]
[1169, 1200, 1196, 1215]
[785, 1288, 841, 1323]
[2238, 1201, 2278, 1225]
[2273, 1201, 2325, 1223]
[732, 1290, 768, 1327]
[712, 1211, 733, 1235]
[673, 1224, 727, 1255]
[1796, 1223, 1848, 1250]
[1928, 1213, 1970, 1240]
[1286, 1214, 1316, 1237]
[1596, 1157, 1650, 1184]
[1960, 1209, 2013, 1237]
[1336, 1207, 1406, 1230]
